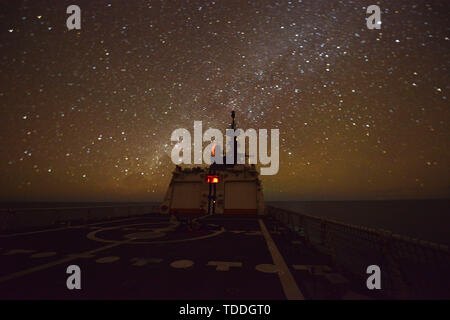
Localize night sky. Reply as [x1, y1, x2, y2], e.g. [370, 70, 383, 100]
[0, 0, 448, 201]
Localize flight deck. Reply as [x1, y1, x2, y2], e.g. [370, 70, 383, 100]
[0, 214, 370, 300]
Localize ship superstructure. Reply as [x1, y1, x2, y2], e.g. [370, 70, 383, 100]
[160, 111, 265, 215]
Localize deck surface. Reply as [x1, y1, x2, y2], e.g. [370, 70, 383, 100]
[0, 214, 370, 300]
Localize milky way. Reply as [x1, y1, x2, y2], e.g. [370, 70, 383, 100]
[0, 0, 448, 201]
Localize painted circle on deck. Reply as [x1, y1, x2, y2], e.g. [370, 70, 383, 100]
[87, 222, 225, 245]
[125, 231, 166, 239]
[30, 252, 57, 258]
[96, 256, 120, 263]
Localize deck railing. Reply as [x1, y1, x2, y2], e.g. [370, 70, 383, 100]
[266, 205, 450, 299]
[0, 204, 161, 231]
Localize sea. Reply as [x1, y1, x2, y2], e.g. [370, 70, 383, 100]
[268, 199, 450, 246]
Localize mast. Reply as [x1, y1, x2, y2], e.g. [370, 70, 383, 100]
[231, 110, 237, 166]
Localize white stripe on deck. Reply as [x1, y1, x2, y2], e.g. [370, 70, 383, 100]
[0, 240, 129, 284]
[258, 219, 304, 300]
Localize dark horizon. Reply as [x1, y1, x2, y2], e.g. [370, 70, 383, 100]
[0, 197, 449, 204]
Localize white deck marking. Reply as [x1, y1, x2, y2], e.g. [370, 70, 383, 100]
[207, 261, 242, 271]
[0, 240, 130, 284]
[95, 256, 120, 263]
[87, 222, 225, 244]
[255, 263, 279, 273]
[258, 219, 305, 300]
[170, 260, 194, 269]
[0, 216, 148, 238]
[30, 252, 57, 258]
[3, 249, 36, 255]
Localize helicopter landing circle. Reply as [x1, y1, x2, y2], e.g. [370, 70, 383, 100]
[86, 222, 225, 245]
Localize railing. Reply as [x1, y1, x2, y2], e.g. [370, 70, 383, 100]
[0, 204, 160, 231]
[266, 205, 450, 299]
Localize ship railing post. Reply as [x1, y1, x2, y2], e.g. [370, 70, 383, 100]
[0, 208, 13, 231]
[321, 220, 337, 266]
[379, 230, 410, 299]
[302, 216, 310, 245]
[320, 220, 326, 246]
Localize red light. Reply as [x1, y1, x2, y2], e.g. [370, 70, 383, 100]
[206, 175, 220, 183]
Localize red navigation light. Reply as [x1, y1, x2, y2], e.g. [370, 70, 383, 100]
[206, 175, 220, 183]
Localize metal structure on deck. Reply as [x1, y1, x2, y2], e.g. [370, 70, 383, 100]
[266, 205, 450, 299]
[159, 111, 265, 215]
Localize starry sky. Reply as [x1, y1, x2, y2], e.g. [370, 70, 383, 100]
[0, 0, 448, 202]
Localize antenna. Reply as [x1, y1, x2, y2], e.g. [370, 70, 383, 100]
[231, 111, 237, 164]
[231, 110, 236, 130]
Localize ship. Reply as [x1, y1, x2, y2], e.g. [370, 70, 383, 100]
[0, 112, 448, 300]
[159, 111, 265, 217]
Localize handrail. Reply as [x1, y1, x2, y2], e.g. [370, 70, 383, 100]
[266, 205, 450, 299]
[0, 204, 160, 231]
[0, 203, 158, 213]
